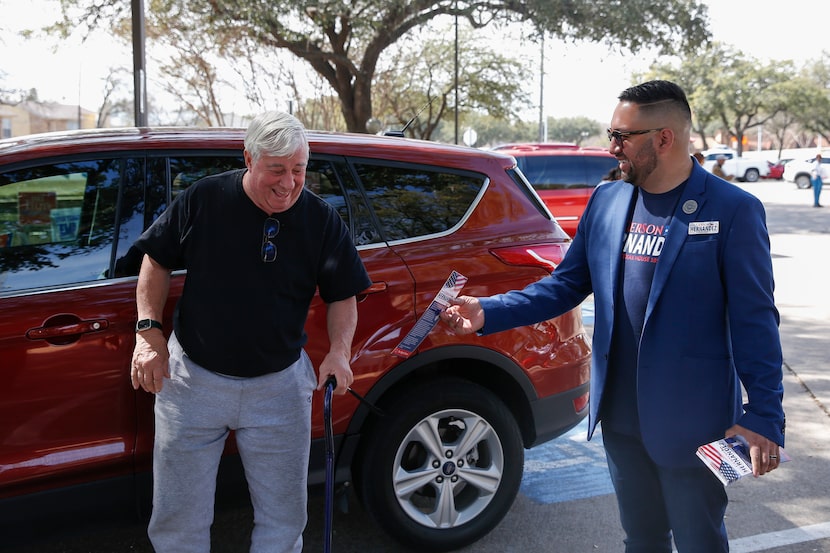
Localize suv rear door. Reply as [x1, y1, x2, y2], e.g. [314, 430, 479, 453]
[297, 155, 418, 463]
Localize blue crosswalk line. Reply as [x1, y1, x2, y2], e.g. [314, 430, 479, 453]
[520, 419, 614, 504]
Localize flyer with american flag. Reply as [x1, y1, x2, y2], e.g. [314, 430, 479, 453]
[696, 436, 791, 486]
[392, 271, 468, 359]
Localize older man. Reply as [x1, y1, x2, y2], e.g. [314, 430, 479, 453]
[131, 111, 371, 553]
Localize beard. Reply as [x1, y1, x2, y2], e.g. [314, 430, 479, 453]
[621, 139, 658, 187]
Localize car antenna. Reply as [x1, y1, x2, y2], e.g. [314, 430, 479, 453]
[383, 98, 435, 137]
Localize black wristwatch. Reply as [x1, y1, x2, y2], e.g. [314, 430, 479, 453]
[135, 319, 163, 333]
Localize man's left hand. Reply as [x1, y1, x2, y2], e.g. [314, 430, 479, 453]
[317, 351, 353, 395]
[725, 424, 781, 476]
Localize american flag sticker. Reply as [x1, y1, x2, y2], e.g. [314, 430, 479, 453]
[392, 271, 468, 359]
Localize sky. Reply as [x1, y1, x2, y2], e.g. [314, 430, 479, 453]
[540, 0, 830, 122]
[1, 0, 829, 126]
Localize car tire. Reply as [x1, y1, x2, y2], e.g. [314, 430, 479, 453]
[795, 174, 813, 189]
[356, 377, 524, 552]
[743, 168, 760, 182]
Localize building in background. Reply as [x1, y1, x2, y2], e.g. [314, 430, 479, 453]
[0, 101, 97, 138]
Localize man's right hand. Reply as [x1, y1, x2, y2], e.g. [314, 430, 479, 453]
[131, 330, 170, 393]
[440, 296, 485, 335]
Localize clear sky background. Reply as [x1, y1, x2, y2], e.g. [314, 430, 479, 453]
[541, 0, 830, 122]
[1, 0, 829, 125]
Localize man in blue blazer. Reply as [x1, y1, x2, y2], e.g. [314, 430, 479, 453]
[442, 80, 785, 553]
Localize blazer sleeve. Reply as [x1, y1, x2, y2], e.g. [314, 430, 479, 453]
[724, 193, 785, 445]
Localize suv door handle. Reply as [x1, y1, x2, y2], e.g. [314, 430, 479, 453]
[357, 281, 387, 302]
[26, 314, 109, 341]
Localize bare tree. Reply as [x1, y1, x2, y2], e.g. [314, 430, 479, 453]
[96, 67, 132, 127]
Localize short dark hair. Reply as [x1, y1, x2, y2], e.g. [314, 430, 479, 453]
[618, 80, 692, 121]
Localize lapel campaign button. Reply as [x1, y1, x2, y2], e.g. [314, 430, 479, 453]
[682, 200, 698, 214]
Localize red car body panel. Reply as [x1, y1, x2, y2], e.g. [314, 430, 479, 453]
[764, 161, 785, 179]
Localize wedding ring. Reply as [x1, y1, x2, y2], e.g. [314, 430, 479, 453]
[769, 455, 778, 459]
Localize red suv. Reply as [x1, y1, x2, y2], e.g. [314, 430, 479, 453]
[495, 143, 618, 237]
[0, 128, 591, 551]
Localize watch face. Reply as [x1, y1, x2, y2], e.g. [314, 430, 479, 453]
[136, 319, 160, 332]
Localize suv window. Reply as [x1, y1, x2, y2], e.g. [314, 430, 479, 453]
[584, 156, 619, 184]
[113, 153, 247, 278]
[516, 154, 616, 190]
[352, 162, 485, 241]
[306, 158, 381, 246]
[0, 158, 124, 292]
[517, 155, 582, 189]
[170, 155, 246, 200]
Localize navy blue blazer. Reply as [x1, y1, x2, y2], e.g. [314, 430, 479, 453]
[480, 161, 785, 467]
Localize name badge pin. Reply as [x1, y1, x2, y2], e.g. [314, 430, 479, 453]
[689, 221, 720, 235]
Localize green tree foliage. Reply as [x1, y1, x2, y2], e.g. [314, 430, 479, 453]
[546, 116, 603, 145]
[372, 27, 531, 140]
[798, 54, 830, 144]
[435, 112, 536, 148]
[763, 76, 829, 153]
[640, 42, 733, 151]
[51, 0, 711, 132]
[644, 43, 826, 155]
[704, 52, 790, 155]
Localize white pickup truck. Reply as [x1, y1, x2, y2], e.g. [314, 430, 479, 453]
[702, 148, 769, 182]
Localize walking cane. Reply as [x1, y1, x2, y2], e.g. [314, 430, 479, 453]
[323, 376, 336, 553]
[322, 377, 383, 553]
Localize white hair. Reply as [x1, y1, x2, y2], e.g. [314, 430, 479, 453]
[244, 111, 309, 161]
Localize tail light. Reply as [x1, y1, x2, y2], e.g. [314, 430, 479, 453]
[490, 243, 570, 274]
[573, 391, 590, 414]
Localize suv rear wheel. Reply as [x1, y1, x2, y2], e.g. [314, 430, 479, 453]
[357, 377, 523, 552]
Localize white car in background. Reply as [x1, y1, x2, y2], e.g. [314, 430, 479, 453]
[783, 154, 830, 189]
[701, 148, 770, 182]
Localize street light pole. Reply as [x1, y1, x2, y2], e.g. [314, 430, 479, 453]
[454, 2, 459, 145]
[538, 33, 545, 143]
[132, 0, 148, 127]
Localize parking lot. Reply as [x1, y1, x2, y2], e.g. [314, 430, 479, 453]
[3, 180, 829, 553]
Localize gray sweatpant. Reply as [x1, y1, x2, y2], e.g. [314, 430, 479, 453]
[148, 332, 316, 553]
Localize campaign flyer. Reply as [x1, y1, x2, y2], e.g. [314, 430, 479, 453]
[392, 271, 468, 359]
[696, 436, 791, 486]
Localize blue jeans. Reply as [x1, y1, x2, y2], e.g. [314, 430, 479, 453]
[602, 428, 729, 553]
[813, 176, 823, 206]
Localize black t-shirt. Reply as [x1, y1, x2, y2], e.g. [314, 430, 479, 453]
[601, 183, 685, 436]
[134, 169, 372, 377]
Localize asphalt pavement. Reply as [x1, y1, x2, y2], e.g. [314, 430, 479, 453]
[3, 179, 829, 553]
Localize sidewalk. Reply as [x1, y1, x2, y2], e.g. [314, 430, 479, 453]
[723, 179, 830, 552]
[736, 180, 830, 417]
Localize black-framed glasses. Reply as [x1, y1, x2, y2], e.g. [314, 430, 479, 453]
[606, 127, 664, 148]
[262, 217, 280, 262]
